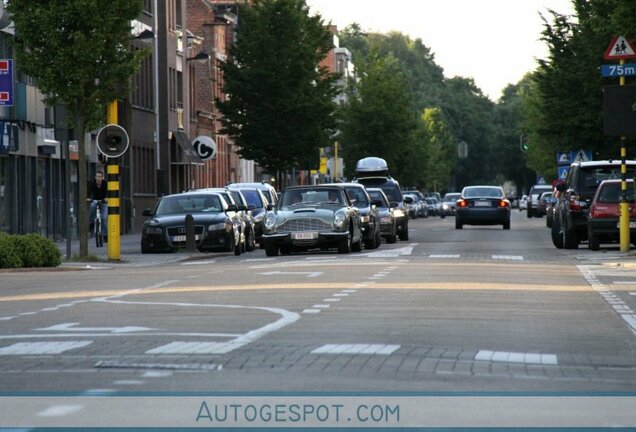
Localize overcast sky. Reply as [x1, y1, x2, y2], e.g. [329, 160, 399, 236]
[305, 0, 576, 101]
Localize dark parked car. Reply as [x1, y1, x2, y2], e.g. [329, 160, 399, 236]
[261, 185, 363, 256]
[455, 186, 511, 230]
[552, 160, 636, 249]
[354, 157, 412, 241]
[367, 187, 397, 244]
[228, 187, 271, 247]
[325, 183, 381, 249]
[141, 191, 242, 255]
[587, 179, 636, 250]
[227, 182, 278, 207]
[536, 191, 553, 217]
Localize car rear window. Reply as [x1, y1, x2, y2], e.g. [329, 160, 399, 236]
[578, 166, 634, 194]
[463, 187, 503, 198]
[240, 189, 264, 208]
[156, 194, 222, 215]
[597, 182, 636, 203]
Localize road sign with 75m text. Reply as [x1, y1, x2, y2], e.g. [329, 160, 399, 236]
[601, 64, 636, 77]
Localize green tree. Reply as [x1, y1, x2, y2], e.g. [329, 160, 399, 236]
[339, 53, 422, 185]
[421, 108, 455, 192]
[217, 0, 338, 180]
[8, 0, 146, 257]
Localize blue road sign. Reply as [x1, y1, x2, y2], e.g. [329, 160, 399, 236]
[557, 152, 571, 166]
[558, 166, 569, 181]
[601, 63, 636, 77]
[0, 59, 13, 106]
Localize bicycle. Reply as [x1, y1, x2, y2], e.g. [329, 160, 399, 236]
[91, 200, 106, 248]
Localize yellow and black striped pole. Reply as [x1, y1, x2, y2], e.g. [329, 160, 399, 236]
[107, 101, 121, 261]
[618, 59, 630, 253]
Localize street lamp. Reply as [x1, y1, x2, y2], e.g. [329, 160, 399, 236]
[187, 51, 210, 63]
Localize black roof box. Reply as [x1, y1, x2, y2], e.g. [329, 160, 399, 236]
[355, 157, 389, 177]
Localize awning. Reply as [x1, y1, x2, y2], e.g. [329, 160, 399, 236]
[171, 130, 204, 165]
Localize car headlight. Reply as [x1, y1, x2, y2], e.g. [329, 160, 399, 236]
[264, 213, 277, 230]
[442, 204, 449, 209]
[393, 209, 405, 218]
[253, 212, 265, 223]
[333, 212, 346, 229]
[208, 223, 226, 232]
[360, 215, 370, 224]
[145, 227, 163, 234]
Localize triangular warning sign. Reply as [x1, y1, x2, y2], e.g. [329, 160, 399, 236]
[604, 35, 636, 60]
[573, 149, 589, 162]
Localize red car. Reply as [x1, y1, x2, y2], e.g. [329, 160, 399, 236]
[587, 179, 636, 250]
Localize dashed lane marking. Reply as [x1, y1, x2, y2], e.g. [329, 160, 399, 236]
[492, 255, 524, 261]
[311, 344, 401, 355]
[475, 350, 558, 365]
[429, 254, 461, 258]
[0, 341, 92, 355]
[37, 405, 84, 417]
[302, 309, 321, 314]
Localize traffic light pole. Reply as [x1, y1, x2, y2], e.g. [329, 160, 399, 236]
[618, 59, 630, 253]
[107, 101, 121, 261]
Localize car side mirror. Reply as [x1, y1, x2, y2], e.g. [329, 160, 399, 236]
[226, 204, 238, 212]
[403, 196, 413, 204]
[238, 205, 248, 211]
[372, 199, 383, 207]
[142, 209, 153, 217]
[390, 202, 399, 208]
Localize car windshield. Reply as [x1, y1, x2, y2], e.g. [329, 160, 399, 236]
[281, 188, 345, 208]
[443, 193, 460, 203]
[344, 187, 369, 207]
[229, 191, 246, 207]
[367, 190, 388, 207]
[240, 189, 264, 209]
[580, 166, 633, 194]
[155, 194, 222, 215]
[463, 187, 504, 199]
[597, 182, 636, 203]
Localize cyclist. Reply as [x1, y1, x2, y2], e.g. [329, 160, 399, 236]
[87, 170, 108, 241]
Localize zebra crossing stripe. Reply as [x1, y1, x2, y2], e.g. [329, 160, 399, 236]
[0, 341, 92, 355]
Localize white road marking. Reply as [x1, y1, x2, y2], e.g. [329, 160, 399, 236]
[302, 309, 321, 314]
[141, 371, 173, 378]
[429, 254, 461, 258]
[579, 265, 636, 334]
[0, 341, 92, 355]
[35, 323, 156, 334]
[180, 260, 215, 266]
[313, 305, 330, 309]
[146, 341, 247, 355]
[311, 344, 400, 355]
[37, 405, 84, 417]
[475, 350, 558, 365]
[113, 380, 144, 385]
[492, 255, 524, 261]
[258, 271, 323, 277]
[333, 293, 349, 297]
[323, 298, 341, 302]
[612, 281, 636, 285]
[342, 290, 357, 293]
[366, 246, 414, 258]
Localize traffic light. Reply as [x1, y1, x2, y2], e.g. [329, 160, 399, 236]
[519, 136, 528, 152]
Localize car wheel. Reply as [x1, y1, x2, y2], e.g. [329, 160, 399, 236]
[503, 219, 510, 230]
[338, 236, 352, 254]
[441, 211, 446, 219]
[280, 247, 292, 255]
[562, 223, 579, 249]
[246, 228, 256, 252]
[588, 226, 600, 251]
[455, 218, 463, 229]
[398, 219, 409, 241]
[546, 214, 553, 228]
[551, 215, 564, 249]
[141, 243, 153, 254]
[264, 242, 278, 257]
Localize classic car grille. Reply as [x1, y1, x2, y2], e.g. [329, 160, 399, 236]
[280, 219, 331, 232]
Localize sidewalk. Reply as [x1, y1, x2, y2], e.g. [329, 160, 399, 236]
[56, 233, 204, 268]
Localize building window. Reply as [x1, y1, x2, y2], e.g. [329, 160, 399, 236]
[143, 0, 153, 14]
[132, 49, 153, 110]
[133, 147, 155, 195]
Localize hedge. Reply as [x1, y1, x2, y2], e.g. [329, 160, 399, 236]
[0, 232, 61, 269]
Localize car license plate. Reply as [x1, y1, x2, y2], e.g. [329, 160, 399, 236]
[293, 232, 317, 240]
[474, 201, 491, 207]
[171, 235, 200, 242]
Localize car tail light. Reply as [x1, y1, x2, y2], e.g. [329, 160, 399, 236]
[568, 196, 582, 211]
[457, 199, 467, 208]
[498, 200, 509, 208]
[590, 205, 612, 218]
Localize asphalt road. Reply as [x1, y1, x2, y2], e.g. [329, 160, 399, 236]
[2, 211, 636, 426]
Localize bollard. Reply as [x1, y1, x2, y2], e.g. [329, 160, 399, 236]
[185, 214, 197, 252]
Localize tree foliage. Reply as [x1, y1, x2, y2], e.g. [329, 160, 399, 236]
[217, 0, 339, 177]
[7, 0, 146, 257]
[338, 53, 423, 186]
